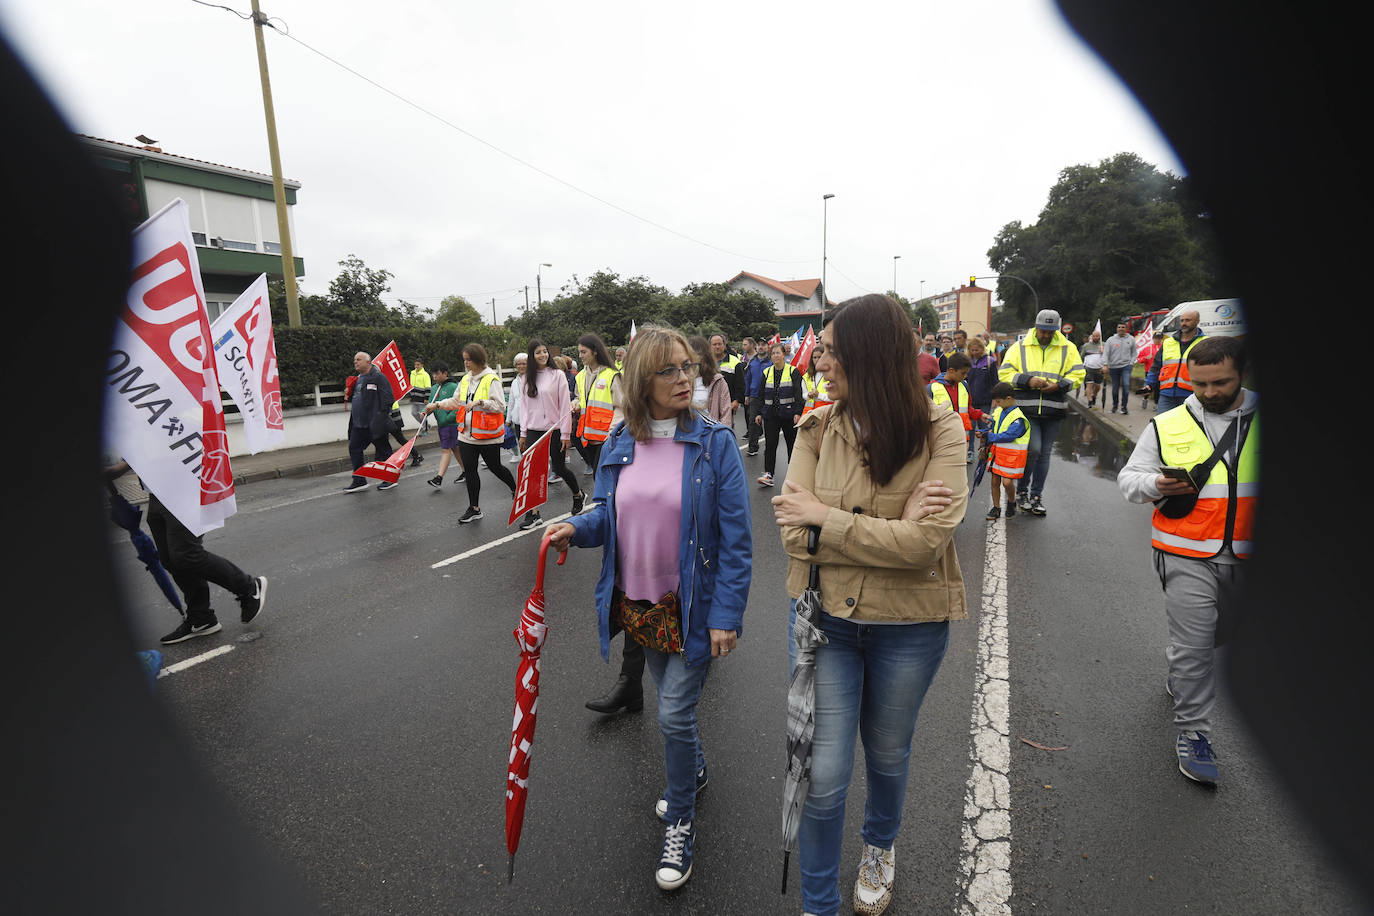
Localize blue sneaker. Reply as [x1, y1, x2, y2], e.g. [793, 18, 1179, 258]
[655, 819, 694, 890]
[1176, 731, 1219, 785]
[655, 765, 708, 820]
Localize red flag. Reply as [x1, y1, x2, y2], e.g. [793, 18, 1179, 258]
[356, 434, 418, 483]
[768, 332, 781, 347]
[508, 428, 553, 524]
[790, 325, 817, 369]
[1135, 320, 1158, 365]
[372, 340, 412, 402]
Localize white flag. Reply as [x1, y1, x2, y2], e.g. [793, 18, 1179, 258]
[628, 320, 637, 344]
[106, 199, 236, 535]
[1092, 318, 1102, 338]
[211, 274, 284, 454]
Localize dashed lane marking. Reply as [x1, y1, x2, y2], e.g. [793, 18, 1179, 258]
[157, 644, 235, 679]
[957, 515, 1013, 915]
[431, 512, 573, 569]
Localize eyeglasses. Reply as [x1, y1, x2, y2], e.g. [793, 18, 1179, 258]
[654, 362, 700, 381]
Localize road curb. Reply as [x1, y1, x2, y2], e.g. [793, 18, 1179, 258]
[1067, 397, 1140, 449]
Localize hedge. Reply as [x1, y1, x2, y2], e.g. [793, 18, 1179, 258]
[275, 325, 512, 407]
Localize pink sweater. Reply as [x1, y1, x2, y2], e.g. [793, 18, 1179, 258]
[517, 367, 572, 440]
[614, 433, 685, 602]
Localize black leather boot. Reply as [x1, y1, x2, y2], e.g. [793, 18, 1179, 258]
[585, 674, 644, 714]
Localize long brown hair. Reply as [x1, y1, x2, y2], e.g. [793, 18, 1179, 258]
[827, 294, 930, 486]
[621, 325, 695, 441]
[689, 335, 718, 385]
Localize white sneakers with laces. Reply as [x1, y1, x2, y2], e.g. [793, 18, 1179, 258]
[853, 843, 895, 915]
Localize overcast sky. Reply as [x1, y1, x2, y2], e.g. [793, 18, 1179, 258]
[3, 0, 1182, 322]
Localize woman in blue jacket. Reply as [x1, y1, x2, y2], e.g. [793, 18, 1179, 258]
[545, 325, 751, 893]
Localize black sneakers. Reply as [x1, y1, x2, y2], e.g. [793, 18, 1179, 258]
[238, 576, 268, 624]
[377, 480, 397, 492]
[344, 480, 369, 493]
[572, 491, 586, 515]
[986, 505, 1001, 520]
[458, 507, 483, 524]
[518, 511, 544, 531]
[160, 617, 221, 645]
[427, 476, 444, 489]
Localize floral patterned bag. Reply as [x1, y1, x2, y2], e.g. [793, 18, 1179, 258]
[611, 588, 683, 654]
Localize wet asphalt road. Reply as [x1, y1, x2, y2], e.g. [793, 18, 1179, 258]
[110, 415, 1365, 915]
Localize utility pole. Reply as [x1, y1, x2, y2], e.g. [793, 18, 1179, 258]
[524, 286, 529, 312]
[249, 0, 301, 327]
[491, 298, 498, 326]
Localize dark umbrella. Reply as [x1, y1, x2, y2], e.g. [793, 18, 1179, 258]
[106, 486, 182, 611]
[781, 526, 829, 894]
[505, 534, 566, 882]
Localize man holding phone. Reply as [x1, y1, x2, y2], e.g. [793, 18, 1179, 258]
[1117, 336, 1258, 787]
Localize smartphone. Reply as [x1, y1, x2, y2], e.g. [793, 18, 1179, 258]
[1160, 466, 1194, 485]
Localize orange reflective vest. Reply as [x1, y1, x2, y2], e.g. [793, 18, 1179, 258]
[457, 372, 504, 440]
[1150, 404, 1258, 559]
[1158, 333, 1205, 395]
[576, 366, 619, 443]
[988, 406, 1030, 479]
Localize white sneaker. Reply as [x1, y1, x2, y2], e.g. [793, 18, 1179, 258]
[508, 453, 521, 464]
[853, 843, 895, 915]
[757, 472, 774, 487]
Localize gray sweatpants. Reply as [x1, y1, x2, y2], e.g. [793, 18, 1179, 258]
[1152, 550, 1242, 735]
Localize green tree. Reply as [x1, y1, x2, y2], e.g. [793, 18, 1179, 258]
[434, 294, 484, 329]
[664, 282, 778, 342]
[987, 153, 1232, 331]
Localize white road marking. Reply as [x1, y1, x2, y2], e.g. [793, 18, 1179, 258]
[431, 512, 573, 569]
[157, 644, 235, 679]
[958, 516, 1013, 915]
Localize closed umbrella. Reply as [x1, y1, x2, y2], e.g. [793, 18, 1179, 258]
[781, 526, 829, 894]
[106, 485, 182, 611]
[505, 534, 565, 882]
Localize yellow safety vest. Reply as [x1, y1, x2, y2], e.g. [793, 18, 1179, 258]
[1158, 334, 1205, 395]
[1151, 404, 1259, 559]
[988, 406, 1030, 479]
[762, 363, 799, 414]
[576, 366, 619, 442]
[457, 372, 504, 440]
[929, 379, 972, 430]
[997, 331, 1086, 414]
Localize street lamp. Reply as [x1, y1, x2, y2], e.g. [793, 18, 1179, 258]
[821, 194, 834, 326]
[973, 274, 1039, 314]
[536, 262, 552, 307]
[893, 255, 901, 299]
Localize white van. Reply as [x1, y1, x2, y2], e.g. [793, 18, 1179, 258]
[1158, 298, 1245, 337]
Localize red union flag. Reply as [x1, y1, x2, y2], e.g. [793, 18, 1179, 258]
[356, 434, 418, 484]
[373, 340, 412, 403]
[790, 325, 816, 369]
[211, 273, 284, 454]
[106, 198, 236, 535]
[508, 428, 553, 525]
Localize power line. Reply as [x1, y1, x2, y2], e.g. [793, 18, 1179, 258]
[191, 1, 815, 266]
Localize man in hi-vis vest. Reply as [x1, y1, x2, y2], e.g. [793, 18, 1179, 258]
[1118, 336, 1258, 787]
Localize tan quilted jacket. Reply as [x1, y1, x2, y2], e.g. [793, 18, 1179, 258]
[780, 405, 968, 623]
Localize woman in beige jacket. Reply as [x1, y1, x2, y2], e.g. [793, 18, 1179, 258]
[772, 294, 966, 916]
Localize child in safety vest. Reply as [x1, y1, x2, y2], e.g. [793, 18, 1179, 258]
[984, 382, 1029, 521]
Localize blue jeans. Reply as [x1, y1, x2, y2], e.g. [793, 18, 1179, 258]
[793, 610, 949, 916]
[1157, 392, 1190, 414]
[1108, 366, 1131, 410]
[643, 649, 710, 822]
[1016, 414, 1063, 499]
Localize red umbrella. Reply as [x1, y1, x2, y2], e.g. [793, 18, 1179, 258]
[505, 533, 566, 882]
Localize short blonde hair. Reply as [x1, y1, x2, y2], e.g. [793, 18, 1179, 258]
[621, 325, 695, 442]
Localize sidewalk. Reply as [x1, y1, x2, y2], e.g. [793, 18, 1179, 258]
[110, 431, 454, 506]
[1065, 384, 1157, 449]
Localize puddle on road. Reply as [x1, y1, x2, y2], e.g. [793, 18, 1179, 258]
[1054, 412, 1135, 481]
